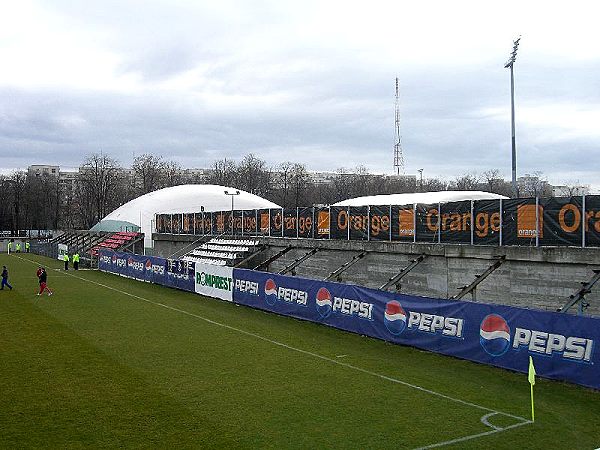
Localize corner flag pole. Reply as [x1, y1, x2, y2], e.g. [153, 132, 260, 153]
[528, 356, 536, 421]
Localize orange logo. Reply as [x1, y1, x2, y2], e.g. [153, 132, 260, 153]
[517, 204, 543, 238]
[398, 209, 415, 237]
[260, 213, 270, 232]
[318, 211, 330, 235]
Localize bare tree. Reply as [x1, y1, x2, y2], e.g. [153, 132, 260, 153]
[519, 171, 552, 198]
[161, 160, 182, 187]
[8, 171, 27, 233]
[422, 177, 450, 192]
[555, 180, 589, 197]
[207, 158, 237, 187]
[273, 161, 294, 207]
[331, 168, 353, 203]
[76, 153, 124, 228]
[132, 154, 165, 194]
[23, 172, 60, 231]
[290, 163, 310, 207]
[237, 154, 272, 198]
[452, 172, 480, 191]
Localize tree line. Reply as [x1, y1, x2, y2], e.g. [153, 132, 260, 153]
[0, 152, 558, 233]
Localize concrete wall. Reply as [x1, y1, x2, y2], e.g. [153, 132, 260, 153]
[152, 233, 600, 316]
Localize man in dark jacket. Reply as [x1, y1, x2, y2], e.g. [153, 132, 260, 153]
[36, 266, 53, 296]
[1, 265, 13, 290]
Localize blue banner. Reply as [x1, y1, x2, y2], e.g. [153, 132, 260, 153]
[233, 268, 600, 390]
[99, 250, 194, 292]
[165, 258, 195, 292]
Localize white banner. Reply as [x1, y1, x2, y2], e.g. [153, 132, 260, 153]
[58, 243, 68, 261]
[194, 263, 233, 302]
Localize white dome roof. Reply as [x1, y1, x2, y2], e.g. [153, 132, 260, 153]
[332, 191, 508, 207]
[93, 184, 281, 247]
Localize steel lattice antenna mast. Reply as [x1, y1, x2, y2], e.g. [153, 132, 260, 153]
[393, 77, 405, 175]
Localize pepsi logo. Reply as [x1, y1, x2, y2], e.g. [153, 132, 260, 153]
[128, 257, 134, 265]
[111, 255, 117, 263]
[145, 260, 152, 269]
[480, 314, 511, 356]
[264, 278, 277, 306]
[384, 300, 407, 335]
[315, 287, 332, 318]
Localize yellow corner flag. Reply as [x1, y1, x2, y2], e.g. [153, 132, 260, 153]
[528, 356, 536, 421]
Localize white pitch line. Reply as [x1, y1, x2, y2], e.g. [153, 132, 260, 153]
[413, 420, 532, 450]
[480, 412, 503, 431]
[15, 255, 531, 446]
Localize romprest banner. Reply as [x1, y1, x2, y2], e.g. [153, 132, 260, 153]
[194, 262, 233, 302]
[233, 268, 600, 390]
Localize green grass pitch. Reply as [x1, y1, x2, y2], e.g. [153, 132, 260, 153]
[1, 253, 599, 449]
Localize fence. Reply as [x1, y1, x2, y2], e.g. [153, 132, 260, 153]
[154, 195, 600, 248]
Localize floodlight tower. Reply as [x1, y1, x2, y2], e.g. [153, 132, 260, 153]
[504, 37, 521, 197]
[393, 77, 405, 175]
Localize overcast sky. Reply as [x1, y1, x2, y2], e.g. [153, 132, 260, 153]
[1, 0, 599, 191]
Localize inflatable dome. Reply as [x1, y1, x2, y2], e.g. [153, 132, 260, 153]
[91, 184, 281, 248]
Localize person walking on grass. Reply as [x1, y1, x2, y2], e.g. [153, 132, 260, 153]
[36, 266, 53, 296]
[63, 253, 69, 270]
[1, 265, 13, 290]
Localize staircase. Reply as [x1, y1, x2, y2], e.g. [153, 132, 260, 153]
[180, 238, 263, 266]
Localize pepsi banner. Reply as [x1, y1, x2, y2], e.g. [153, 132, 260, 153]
[233, 268, 600, 390]
[98, 250, 167, 285]
[98, 250, 194, 292]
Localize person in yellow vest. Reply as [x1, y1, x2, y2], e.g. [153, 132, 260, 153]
[25, 241, 30, 253]
[16, 242, 21, 253]
[73, 253, 80, 270]
[63, 253, 69, 271]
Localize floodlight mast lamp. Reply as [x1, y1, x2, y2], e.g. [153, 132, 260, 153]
[224, 190, 240, 235]
[505, 36, 521, 198]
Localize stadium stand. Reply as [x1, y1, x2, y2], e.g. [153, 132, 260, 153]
[89, 231, 144, 256]
[180, 238, 263, 267]
[33, 230, 144, 266]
